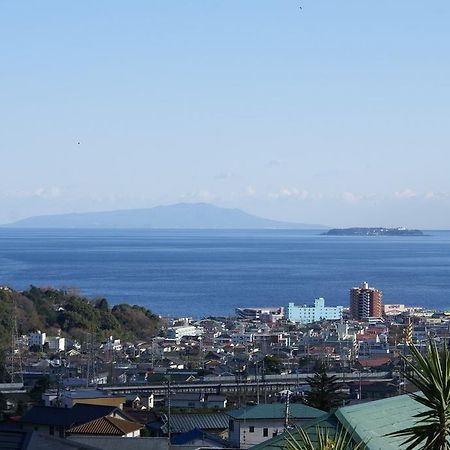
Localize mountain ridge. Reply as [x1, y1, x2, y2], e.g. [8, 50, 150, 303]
[4, 203, 326, 229]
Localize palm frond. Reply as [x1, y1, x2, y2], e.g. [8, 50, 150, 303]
[285, 426, 366, 450]
[387, 340, 450, 449]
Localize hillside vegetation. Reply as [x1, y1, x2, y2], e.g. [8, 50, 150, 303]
[0, 286, 161, 345]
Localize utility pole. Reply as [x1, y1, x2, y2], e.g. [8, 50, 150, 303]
[262, 359, 267, 403]
[235, 370, 241, 408]
[86, 330, 97, 388]
[150, 337, 157, 369]
[358, 370, 362, 400]
[284, 390, 291, 430]
[255, 361, 260, 404]
[167, 375, 172, 443]
[8, 296, 23, 384]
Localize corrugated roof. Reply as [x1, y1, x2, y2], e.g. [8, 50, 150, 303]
[171, 428, 230, 446]
[249, 394, 435, 450]
[0, 430, 31, 450]
[335, 394, 428, 450]
[167, 413, 229, 433]
[227, 404, 325, 420]
[68, 436, 169, 450]
[68, 416, 143, 436]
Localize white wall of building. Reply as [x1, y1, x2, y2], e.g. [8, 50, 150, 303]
[167, 325, 201, 341]
[288, 298, 343, 324]
[29, 330, 46, 347]
[47, 336, 66, 351]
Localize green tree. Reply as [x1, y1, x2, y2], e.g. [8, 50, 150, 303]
[0, 392, 7, 411]
[387, 341, 450, 450]
[304, 364, 346, 412]
[0, 350, 9, 382]
[263, 355, 284, 374]
[95, 298, 109, 311]
[30, 376, 50, 404]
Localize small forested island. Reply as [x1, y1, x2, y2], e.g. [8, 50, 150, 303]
[323, 227, 424, 236]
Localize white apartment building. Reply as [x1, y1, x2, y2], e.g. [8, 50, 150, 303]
[166, 325, 202, 341]
[235, 307, 284, 322]
[29, 330, 46, 348]
[47, 336, 66, 352]
[288, 297, 343, 324]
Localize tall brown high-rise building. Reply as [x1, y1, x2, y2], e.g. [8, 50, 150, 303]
[349, 281, 383, 320]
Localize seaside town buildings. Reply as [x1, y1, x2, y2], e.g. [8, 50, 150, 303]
[235, 307, 284, 322]
[349, 281, 383, 320]
[287, 297, 343, 324]
[3, 281, 450, 449]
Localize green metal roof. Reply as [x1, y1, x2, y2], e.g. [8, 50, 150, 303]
[227, 403, 325, 421]
[248, 394, 433, 450]
[335, 394, 428, 450]
[248, 414, 338, 450]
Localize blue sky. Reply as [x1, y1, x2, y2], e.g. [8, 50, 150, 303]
[1, 1, 449, 227]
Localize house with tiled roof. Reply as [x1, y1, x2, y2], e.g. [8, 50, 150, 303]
[68, 415, 143, 438]
[20, 404, 133, 438]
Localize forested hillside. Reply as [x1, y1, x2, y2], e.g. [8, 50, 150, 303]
[0, 286, 161, 345]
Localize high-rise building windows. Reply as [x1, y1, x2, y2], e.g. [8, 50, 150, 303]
[349, 281, 383, 320]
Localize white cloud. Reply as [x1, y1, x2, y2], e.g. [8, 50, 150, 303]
[394, 189, 417, 199]
[341, 191, 364, 204]
[9, 186, 64, 199]
[424, 191, 450, 200]
[269, 187, 313, 200]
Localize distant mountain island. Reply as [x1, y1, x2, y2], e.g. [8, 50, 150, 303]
[5, 203, 326, 230]
[324, 227, 424, 236]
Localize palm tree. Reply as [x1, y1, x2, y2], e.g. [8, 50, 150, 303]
[285, 426, 366, 450]
[304, 364, 347, 412]
[387, 340, 450, 450]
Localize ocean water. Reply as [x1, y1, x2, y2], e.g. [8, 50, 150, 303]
[0, 229, 449, 317]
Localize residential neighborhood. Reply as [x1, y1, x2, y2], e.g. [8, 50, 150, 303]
[1, 282, 449, 448]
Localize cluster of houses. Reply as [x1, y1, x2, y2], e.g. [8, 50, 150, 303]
[7, 296, 450, 397]
[0, 382, 431, 450]
[3, 293, 450, 449]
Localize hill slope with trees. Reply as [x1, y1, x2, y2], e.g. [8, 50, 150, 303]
[0, 286, 161, 345]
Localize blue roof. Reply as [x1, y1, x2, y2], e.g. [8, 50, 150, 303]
[171, 428, 229, 446]
[0, 430, 33, 450]
[161, 413, 229, 433]
[20, 404, 119, 427]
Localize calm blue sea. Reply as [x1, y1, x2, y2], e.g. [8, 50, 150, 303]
[0, 229, 449, 317]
